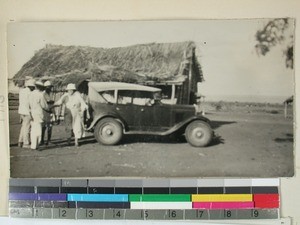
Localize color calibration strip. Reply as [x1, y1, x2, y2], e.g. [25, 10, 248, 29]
[9, 178, 280, 220]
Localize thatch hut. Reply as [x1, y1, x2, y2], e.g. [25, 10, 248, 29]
[12, 41, 204, 105]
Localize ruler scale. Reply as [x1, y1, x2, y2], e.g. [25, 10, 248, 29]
[9, 178, 280, 220]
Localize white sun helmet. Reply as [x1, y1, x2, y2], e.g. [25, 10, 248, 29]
[44, 80, 52, 87]
[25, 79, 36, 87]
[66, 83, 76, 90]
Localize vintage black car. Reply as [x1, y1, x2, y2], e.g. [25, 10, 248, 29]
[86, 82, 213, 147]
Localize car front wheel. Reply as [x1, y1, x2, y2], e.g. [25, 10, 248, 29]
[185, 120, 213, 147]
[94, 118, 123, 145]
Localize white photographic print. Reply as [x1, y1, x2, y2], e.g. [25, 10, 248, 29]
[7, 19, 294, 178]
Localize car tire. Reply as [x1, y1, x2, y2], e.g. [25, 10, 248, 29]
[94, 118, 123, 145]
[185, 120, 213, 147]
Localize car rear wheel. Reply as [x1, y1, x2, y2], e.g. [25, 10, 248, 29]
[185, 120, 213, 147]
[94, 118, 123, 145]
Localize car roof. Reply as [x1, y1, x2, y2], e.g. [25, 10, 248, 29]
[88, 82, 161, 92]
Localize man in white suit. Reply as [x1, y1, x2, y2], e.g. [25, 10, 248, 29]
[29, 81, 49, 150]
[18, 79, 35, 148]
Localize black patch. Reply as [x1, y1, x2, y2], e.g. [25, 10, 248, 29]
[10, 186, 35, 193]
[198, 187, 224, 194]
[252, 187, 278, 194]
[60, 187, 88, 193]
[143, 187, 170, 194]
[37, 187, 60, 193]
[88, 187, 114, 194]
[171, 187, 197, 194]
[115, 188, 142, 194]
[225, 187, 251, 194]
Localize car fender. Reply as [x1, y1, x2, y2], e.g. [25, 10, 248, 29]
[86, 113, 127, 131]
[164, 115, 212, 135]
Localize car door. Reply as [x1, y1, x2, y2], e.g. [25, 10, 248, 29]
[132, 91, 159, 131]
[114, 90, 136, 130]
[115, 90, 155, 131]
[131, 91, 172, 132]
[151, 104, 173, 132]
[132, 104, 156, 131]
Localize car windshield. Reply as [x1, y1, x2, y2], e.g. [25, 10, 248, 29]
[98, 90, 115, 103]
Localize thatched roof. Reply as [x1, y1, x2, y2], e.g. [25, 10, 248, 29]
[13, 41, 203, 88]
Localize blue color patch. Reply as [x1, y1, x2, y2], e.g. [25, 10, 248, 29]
[67, 194, 128, 202]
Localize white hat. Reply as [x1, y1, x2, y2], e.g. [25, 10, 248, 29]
[66, 83, 76, 90]
[35, 80, 44, 87]
[25, 79, 36, 87]
[44, 80, 52, 87]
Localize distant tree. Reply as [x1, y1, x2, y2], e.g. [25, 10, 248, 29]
[255, 18, 294, 69]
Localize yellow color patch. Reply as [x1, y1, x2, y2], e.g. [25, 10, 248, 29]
[192, 194, 253, 202]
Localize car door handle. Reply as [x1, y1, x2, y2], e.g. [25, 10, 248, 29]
[141, 108, 144, 112]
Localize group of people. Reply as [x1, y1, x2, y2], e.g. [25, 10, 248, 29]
[18, 79, 88, 150]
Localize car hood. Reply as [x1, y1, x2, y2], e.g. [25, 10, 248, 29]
[169, 104, 196, 112]
[167, 104, 198, 123]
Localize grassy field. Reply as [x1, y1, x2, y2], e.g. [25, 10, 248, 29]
[203, 101, 293, 117]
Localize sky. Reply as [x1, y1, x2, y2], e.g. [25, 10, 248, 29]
[7, 20, 295, 102]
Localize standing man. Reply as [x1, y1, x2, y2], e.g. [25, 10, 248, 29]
[29, 81, 48, 150]
[18, 79, 35, 148]
[52, 83, 88, 147]
[41, 80, 54, 145]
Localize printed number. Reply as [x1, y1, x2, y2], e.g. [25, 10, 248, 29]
[225, 210, 231, 218]
[88, 210, 93, 218]
[142, 210, 149, 219]
[253, 210, 259, 218]
[197, 210, 204, 218]
[61, 209, 67, 217]
[169, 210, 177, 218]
[114, 210, 121, 218]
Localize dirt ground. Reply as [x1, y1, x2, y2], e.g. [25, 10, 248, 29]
[9, 104, 294, 178]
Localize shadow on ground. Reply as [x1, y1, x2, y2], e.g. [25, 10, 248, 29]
[274, 133, 293, 143]
[208, 134, 225, 147]
[11, 136, 97, 151]
[121, 134, 186, 145]
[121, 132, 225, 147]
[210, 120, 237, 129]
[11, 120, 234, 149]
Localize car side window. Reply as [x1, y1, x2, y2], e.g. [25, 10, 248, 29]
[132, 91, 153, 106]
[117, 90, 154, 106]
[117, 90, 133, 105]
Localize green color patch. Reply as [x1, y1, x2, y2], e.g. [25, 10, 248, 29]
[129, 194, 191, 202]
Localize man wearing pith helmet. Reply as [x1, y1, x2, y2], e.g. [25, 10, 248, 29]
[29, 80, 49, 150]
[52, 83, 88, 147]
[18, 78, 35, 148]
[41, 80, 54, 145]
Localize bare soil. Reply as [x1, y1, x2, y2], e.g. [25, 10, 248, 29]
[9, 103, 294, 178]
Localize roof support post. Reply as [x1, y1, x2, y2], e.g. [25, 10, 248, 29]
[171, 84, 176, 104]
[114, 89, 118, 104]
[284, 102, 287, 118]
[187, 61, 192, 104]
